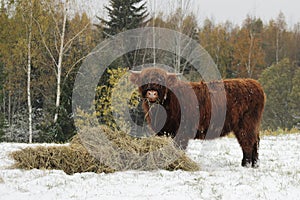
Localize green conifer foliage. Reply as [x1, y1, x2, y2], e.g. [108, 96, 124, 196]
[98, 0, 149, 38]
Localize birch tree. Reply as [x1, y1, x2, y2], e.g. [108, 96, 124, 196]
[232, 16, 265, 78]
[274, 12, 287, 64]
[263, 13, 287, 67]
[292, 23, 300, 63]
[36, 0, 91, 124]
[26, 0, 33, 143]
[0, 0, 35, 141]
[164, 1, 198, 73]
[199, 20, 234, 78]
[15, 0, 47, 142]
[0, 59, 5, 141]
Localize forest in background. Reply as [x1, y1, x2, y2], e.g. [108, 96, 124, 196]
[0, 0, 300, 143]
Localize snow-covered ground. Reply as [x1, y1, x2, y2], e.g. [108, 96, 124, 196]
[0, 134, 300, 200]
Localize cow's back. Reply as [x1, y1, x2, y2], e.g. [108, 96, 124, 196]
[193, 79, 265, 139]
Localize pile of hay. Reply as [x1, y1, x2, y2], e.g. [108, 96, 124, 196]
[11, 126, 199, 175]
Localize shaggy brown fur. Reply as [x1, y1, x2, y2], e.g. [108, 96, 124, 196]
[130, 68, 265, 168]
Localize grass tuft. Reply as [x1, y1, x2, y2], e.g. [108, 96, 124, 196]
[11, 125, 199, 174]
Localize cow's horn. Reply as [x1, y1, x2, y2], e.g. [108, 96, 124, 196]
[129, 70, 141, 74]
[166, 72, 183, 76]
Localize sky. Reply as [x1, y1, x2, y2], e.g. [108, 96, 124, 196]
[192, 0, 300, 26]
[81, 0, 300, 27]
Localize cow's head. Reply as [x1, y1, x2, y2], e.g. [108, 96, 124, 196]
[130, 68, 179, 103]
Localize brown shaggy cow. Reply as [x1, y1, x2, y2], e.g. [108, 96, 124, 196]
[130, 68, 265, 168]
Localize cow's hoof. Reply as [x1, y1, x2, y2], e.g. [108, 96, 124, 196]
[241, 159, 252, 168]
[252, 160, 260, 168]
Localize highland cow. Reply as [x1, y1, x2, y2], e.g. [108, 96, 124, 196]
[130, 68, 265, 168]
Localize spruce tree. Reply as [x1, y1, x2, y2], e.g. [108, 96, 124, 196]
[97, 0, 149, 67]
[259, 58, 297, 130]
[98, 0, 149, 38]
[96, 0, 149, 131]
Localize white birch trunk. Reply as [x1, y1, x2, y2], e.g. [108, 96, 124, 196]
[247, 32, 254, 77]
[3, 88, 5, 120]
[36, 0, 87, 124]
[8, 87, 11, 138]
[53, 6, 67, 123]
[276, 30, 279, 64]
[8, 81, 11, 127]
[27, 0, 33, 143]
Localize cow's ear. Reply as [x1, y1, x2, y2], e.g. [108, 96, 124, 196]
[129, 71, 141, 85]
[167, 74, 177, 86]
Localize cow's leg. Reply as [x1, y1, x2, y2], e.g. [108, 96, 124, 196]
[241, 147, 253, 168]
[234, 130, 256, 167]
[251, 135, 260, 168]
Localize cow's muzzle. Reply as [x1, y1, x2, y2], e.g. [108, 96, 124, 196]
[146, 90, 159, 103]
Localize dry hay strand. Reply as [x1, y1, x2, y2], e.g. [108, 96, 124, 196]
[11, 125, 199, 174]
[11, 144, 114, 174]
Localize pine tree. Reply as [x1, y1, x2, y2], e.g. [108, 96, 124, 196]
[98, 0, 149, 38]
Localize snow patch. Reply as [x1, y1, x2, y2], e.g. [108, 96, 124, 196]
[0, 134, 300, 199]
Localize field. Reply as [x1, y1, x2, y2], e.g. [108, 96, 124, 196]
[0, 133, 300, 200]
